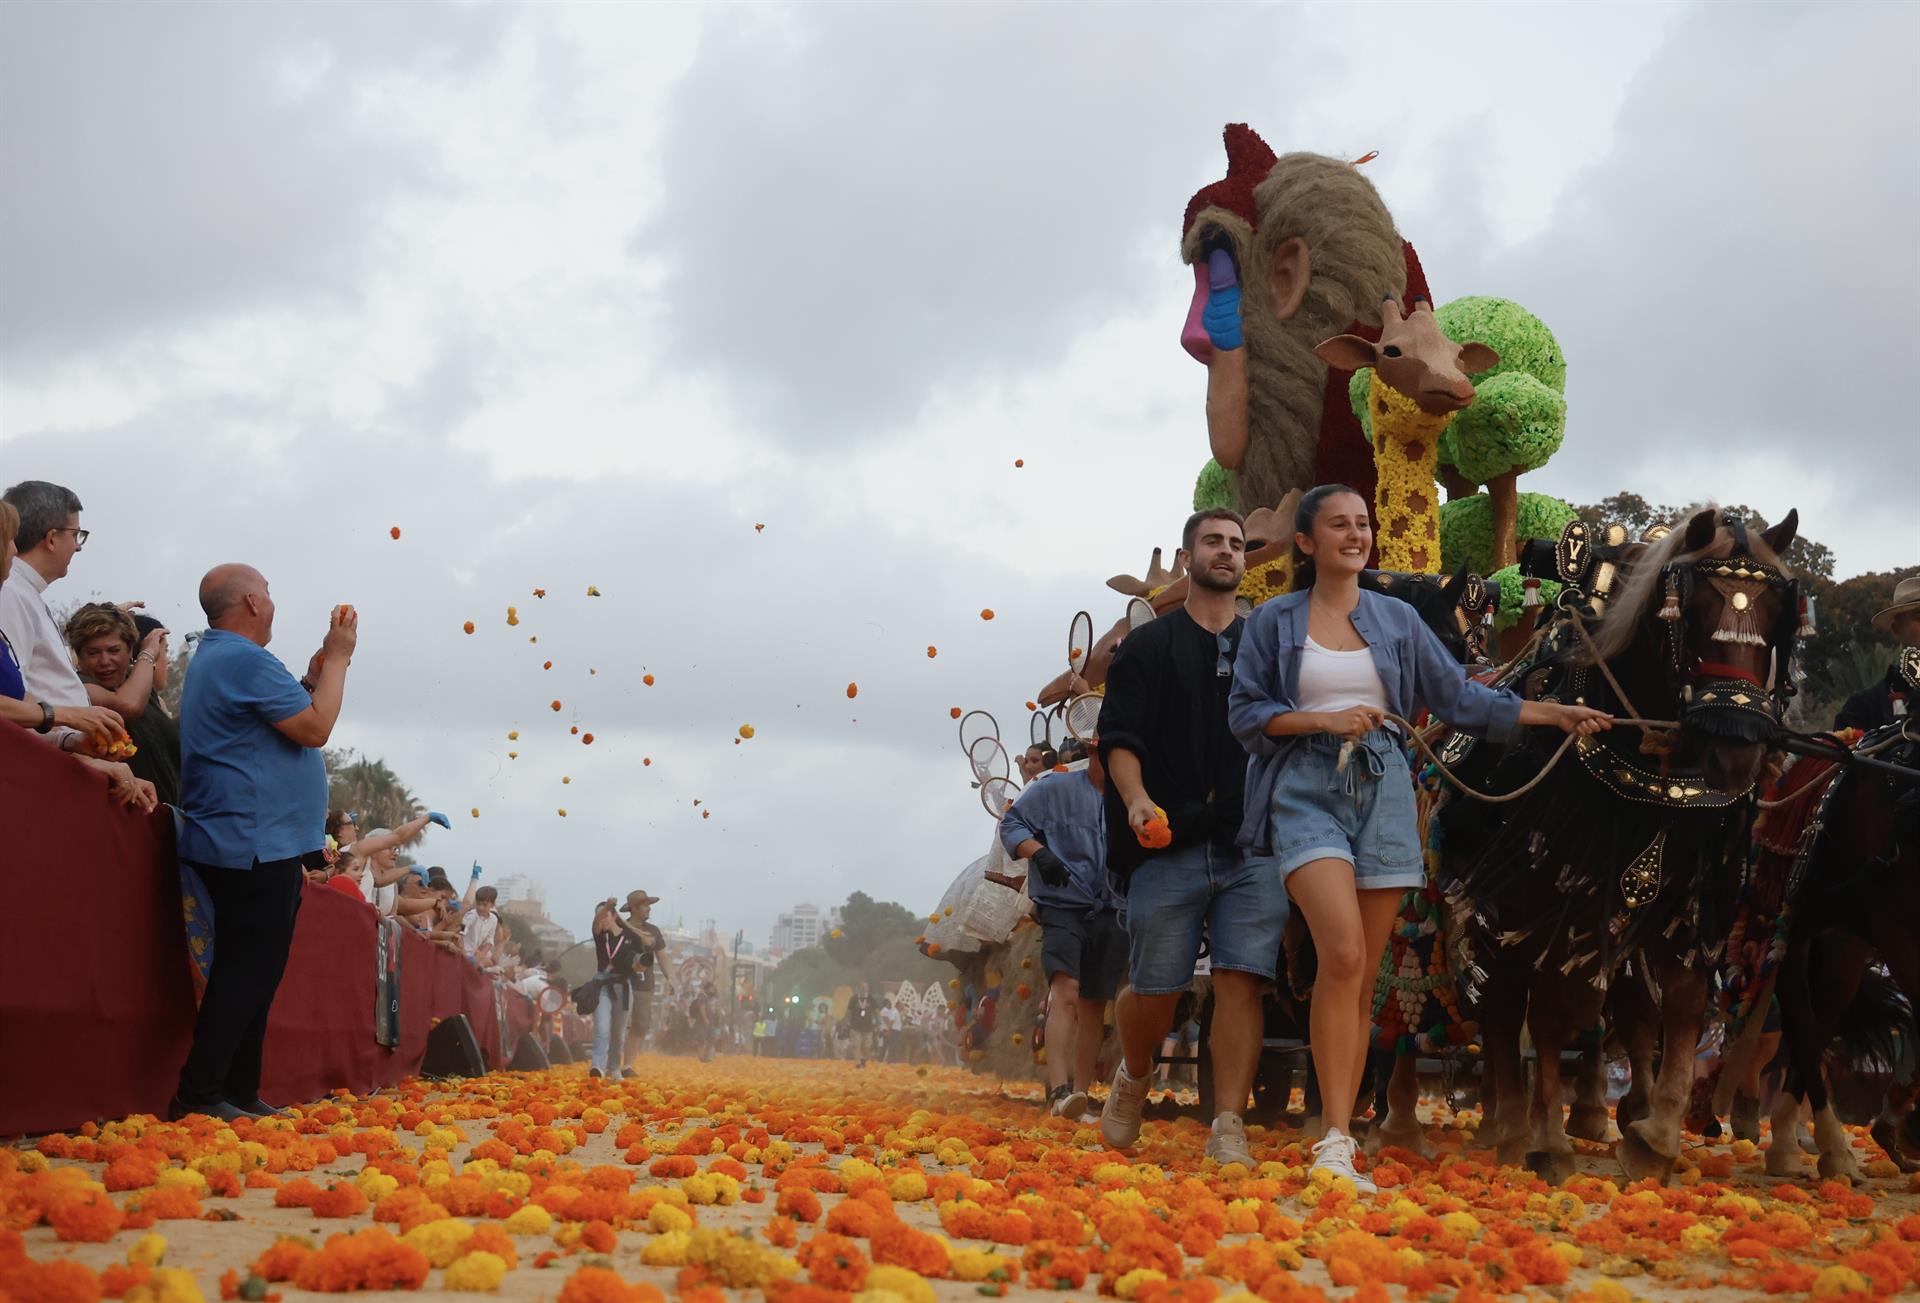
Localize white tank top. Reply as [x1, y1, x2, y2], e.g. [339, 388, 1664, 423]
[1298, 636, 1388, 715]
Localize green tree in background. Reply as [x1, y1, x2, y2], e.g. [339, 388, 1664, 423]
[763, 891, 945, 1014]
[325, 749, 425, 838]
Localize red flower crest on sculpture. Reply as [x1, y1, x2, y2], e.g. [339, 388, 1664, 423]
[1183, 123, 1277, 238]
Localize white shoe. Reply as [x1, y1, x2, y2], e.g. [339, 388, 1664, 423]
[1101, 1063, 1150, 1148]
[1205, 1112, 1255, 1168]
[1309, 1127, 1377, 1194]
[1048, 1087, 1089, 1119]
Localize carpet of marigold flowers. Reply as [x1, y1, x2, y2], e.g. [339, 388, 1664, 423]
[4, 1058, 1919, 1303]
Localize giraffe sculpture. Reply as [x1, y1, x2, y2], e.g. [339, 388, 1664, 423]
[1315, 299, 1498, 573]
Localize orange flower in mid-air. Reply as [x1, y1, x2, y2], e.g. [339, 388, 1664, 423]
[980, 609, 995, 620]
[533, 588, 546, 598]
[950, 708, 962, 719]
[1014, 459, 1024, 468]
[543, 661, 553, 670]
[643, 674, 656, 686]
[739, 725, 755, 739]
[389, 526, 401, 540]
[926, 646, 938, 658]
[462, 622, 475, 635]
[846, 683, 858, 699]
[551, 701, 563, 712]
[755, 523, 765, 533]
[582, 733, 594, 745]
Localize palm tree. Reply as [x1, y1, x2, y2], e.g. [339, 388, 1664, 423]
[326, 750, 425, 840]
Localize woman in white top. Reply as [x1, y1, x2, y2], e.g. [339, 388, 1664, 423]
[1229, 485, 1610, 1191]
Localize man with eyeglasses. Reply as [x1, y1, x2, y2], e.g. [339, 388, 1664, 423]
[1098, 506, 1280, 1169]
[2, 481, 95, 750]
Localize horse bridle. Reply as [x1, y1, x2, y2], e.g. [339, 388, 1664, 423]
[1657, 514, 1805, 740]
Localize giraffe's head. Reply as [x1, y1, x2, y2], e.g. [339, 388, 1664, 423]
[1314, 298, 1498, 417]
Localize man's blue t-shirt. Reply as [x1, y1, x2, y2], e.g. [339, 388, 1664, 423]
[178, 629, 326, 869]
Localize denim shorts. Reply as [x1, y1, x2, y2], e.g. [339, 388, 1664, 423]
[1120, 840, 1289, 995]
[1260, 729, 1424, 891]
[1033, 905, 1128, 1001]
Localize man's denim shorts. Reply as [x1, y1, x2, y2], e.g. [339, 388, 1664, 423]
[1258, 730, 1424, 891]
[1120, 840, 1288, 995]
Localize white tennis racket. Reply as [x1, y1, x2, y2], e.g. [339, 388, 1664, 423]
[1029, 710, 1049, 746]
[1064, 692, 1104, 741]
[980, 775, 1022, 817]
[1046, 707, 1069, 751]
[957, 709, 998, 759]
[968, 735, 1010, 786]
[1126, 597, 1155, 631]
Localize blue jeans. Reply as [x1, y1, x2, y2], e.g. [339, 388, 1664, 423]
[591, 983, 629, 1073]
[1120, 840, 1288, 995]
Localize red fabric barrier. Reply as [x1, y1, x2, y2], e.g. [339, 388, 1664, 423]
[259, 885, 403, 1104]
[0, 727, 195, 1133]
[2, 729, 534, 1134]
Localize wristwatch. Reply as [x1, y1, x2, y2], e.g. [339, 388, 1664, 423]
[35, 700, 54, 733]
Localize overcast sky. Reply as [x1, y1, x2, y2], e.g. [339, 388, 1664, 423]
[3, 0, 1914, 949]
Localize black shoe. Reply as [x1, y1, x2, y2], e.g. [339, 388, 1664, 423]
[620, 1067, 637, 1080]
[167, 1096, 256, 1123]
[589, 1067, 603, 1078]
[227, 1097, 290, 1118]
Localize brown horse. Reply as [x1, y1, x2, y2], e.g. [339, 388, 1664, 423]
[1438, 508, 1801, 1183]
[1759, 723, 1920, 1178]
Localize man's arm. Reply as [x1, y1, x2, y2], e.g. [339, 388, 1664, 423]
[273, 606, 356, 748]
[1096, 633, 1162, 836]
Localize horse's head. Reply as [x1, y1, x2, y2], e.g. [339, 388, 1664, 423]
[1592, 507, 1802, 792]
[1369, 564, 1499, 666]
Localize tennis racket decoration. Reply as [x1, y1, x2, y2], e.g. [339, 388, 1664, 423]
[1235, 596, 1255, 619]
[957, 709, 998, 764]
[980, 775, 1022, 818]
[1067, 610, 1093, 674]
[1029, 710, 1049, 747]
[1046, 706, 1069, 751]
[1126, 597, 1156, 631]
[1064, 692, 1104, 741]
[537, 985, 567, 1015]
[967, 735, 1010, 787]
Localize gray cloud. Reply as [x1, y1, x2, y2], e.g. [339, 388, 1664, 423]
[639, 2, 1353, 442]
[1437, 1, 1919, 486]
[0, 0, 511, 362]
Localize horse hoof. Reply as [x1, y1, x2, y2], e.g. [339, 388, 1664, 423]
[1817, 1150, 1866, 1183]
[1375, 1123, 1432, 1160]
[1869, 1121, 1920, 1173]
[1730, 1096, 1761, 1144]
[1764, 1141, 1807, 1178]
[1567, 1105, 1612, 1144]
[1616, 1125, 1677, 1183]
[1526, 1149, 1577, 1185]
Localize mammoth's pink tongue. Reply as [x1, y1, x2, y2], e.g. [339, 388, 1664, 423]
[1180, 261, 1212, 364]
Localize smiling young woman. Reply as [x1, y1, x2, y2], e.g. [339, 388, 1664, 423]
[1227, 484, 1611, 1190]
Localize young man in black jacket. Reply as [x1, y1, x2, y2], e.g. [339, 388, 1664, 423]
[1097, 508, 1283, 1168]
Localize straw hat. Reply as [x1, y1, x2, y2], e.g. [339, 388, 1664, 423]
[1872, 575, 1920, 632]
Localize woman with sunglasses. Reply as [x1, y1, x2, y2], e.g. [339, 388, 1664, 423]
[1228, 484, 1611, 1191]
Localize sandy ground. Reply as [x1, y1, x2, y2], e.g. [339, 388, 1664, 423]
[11, 1056, 1918, 1302]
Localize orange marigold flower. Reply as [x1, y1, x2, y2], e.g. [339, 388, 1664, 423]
[99, 1263, 152, 1298]
[556, 1266, 664, 1303]
[134, 1187, 202, 1221]
[800, 1233, 870, 1291]
[48, 1191, 125, 1243]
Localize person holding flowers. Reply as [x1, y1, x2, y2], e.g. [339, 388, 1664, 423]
[170, 563, 357, 1121]
[1098, 507, 1279, 1169]
[1228, 484, 1610, 1189]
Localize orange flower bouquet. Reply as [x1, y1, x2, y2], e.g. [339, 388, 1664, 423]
[1135, 807, 1172, 849]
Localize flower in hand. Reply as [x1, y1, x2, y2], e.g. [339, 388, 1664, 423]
[1135, 806, 1173, 849]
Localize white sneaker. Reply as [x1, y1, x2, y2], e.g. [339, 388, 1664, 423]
[1309, 1127, 1377, 1194]
[1048, 1087, 1089, 1119]
[1205, 1112, 1255, 1168]
[1101, 1063, 1150, 1148]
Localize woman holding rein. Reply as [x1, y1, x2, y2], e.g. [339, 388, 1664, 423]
[1228, 485, 1611, 1191]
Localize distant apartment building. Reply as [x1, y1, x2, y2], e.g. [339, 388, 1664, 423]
[767, 903, 841, 957]
[493, 874, 575, 955]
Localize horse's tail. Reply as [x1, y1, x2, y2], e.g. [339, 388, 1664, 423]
[1828, 964, 1914, 1074]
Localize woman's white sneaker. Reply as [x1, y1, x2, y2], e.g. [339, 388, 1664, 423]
[1308, 1127, 1377, 1194]
[1100, 1063, 1150, 1148]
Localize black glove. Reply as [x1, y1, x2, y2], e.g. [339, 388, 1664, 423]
[1030, 846, 1069, 889]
